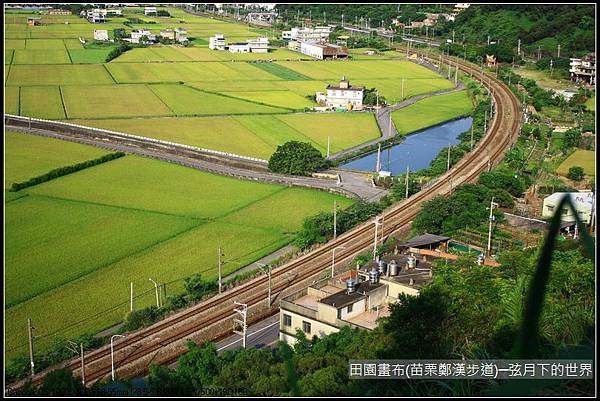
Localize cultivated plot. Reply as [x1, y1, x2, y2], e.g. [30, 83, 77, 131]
[61, 84, 173, 119]
[13, 49, 71, 65]
[4, 130, 110, 187]
[6, 64, 114, 86]
[556, 149, 596, 177]
[391, 90, 474, 135]
[19, 86, 66, 119]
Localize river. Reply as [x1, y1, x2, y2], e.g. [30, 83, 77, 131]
[339, 117, 473, 175]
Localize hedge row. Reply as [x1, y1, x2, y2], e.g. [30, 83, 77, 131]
[10, 152, 126, 192]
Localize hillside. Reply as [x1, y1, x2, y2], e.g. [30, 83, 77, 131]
[439, 4, 595, 58]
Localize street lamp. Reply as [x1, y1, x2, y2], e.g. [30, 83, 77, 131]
[110, 334, 126, 381]
[332, 246, 347, 278]
[149, 278, 160, 308]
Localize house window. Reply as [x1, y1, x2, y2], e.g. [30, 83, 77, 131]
[283, 314, 292, 327]
[347, 304, 353, 314]
[546, 205, 555, 212]
[302, 321, 311, 334]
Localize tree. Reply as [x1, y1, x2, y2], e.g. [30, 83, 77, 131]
[563, 129, 582, 149]
[183, 273, 217, 301]
[268, 141, 327, 176]
[37, 369, 85, 396]
[567, 166, 585, 181]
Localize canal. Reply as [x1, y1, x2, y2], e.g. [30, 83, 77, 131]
[340, 117, 473, 175]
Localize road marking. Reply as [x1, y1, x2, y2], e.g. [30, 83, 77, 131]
[217, 321, 279, 351]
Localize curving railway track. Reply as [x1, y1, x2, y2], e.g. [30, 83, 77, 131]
[7, 52, 521, 392]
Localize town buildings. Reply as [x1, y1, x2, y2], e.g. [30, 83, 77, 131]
[282, 26, 332, 42]
[279, 235, 448, 345]
[299, 41, 348, 60]
[570, 53, 596, 85]
[84, 8, 122, 23]
[145, 6, 157, 16]
[125, 29, 156, 44]
[209, 34, 269, 52]
[46, 9, 71, 15]
[246, 12, 278, 25]
[315, 77, 363, 110]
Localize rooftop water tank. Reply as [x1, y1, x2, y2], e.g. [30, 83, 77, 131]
[407, 255, 417, 269]
[378, 259, 387, 276]
[346, 279, 356, 294]
[388, 260, 398, 276]
[369, 268, 379, 284]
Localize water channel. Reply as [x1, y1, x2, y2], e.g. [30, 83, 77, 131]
[340, 117, 473, 175]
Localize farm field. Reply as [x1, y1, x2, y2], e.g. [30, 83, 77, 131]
[585, 96, 595, 112]
[556, 149, 596, 177]
[70, 113, 380, 159]
[6, 64, 114, 86]
[4, 130, 111, 187]
[20, 86, 66, 119]
[391, 90, 474, 135]
[5, 152, 353, 358]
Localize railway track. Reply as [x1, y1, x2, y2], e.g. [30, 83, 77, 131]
[6, 53, 521, 392]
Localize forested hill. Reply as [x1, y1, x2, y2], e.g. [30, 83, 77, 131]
[437, 4, 595, 57]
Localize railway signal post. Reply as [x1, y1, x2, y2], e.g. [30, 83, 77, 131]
[233, 302, 248, 349]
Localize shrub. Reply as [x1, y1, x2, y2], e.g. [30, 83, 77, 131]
[567, 166, 585, 181]
[123, 306, 164, 332]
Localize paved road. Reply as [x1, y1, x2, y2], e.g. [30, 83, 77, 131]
[7, 125, 387, 201]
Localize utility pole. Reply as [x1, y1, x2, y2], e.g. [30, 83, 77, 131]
[487, 35, 490, 46]
[233, 302, 248, 349]
[110, 334, 125, 381]
[557, 43, 560, 58]
[486, 197, 499, 258]
[484, 110, 488, 134]
[549, 58, 554, 77]
[130, 282, 133, 312]
[80, 343, 85, 386]
[375, 144, 381, 173]
[218, 247, 223, 294]
[388, 114, 392, 136]
[28, 319, 35, 377]
[454, 64, 459, 85]
[333, 200, 337, 240]
[372, 216, 382, 260]
[341, 13, 344, 27]
[149, 278, 160, 308]
[447, 144, 451, 171]
[537, 45, 541, 60]
[257, 263, 271, 306]
[405, 164, 410, 199]
[332, 246, 347, 278]
[517, 38, 521, 57]
[401, 77, 405, 99]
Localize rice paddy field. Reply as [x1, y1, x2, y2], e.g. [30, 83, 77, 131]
[4, 4, 467, 362]
[556, 149, 596, 177]
[4, 135, 353, 358]
[391, 90, 474, 135]
[70, 113, 380, 159]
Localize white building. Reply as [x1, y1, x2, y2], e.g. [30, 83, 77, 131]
[145, 6, 157, 15]
[93, 29, 109, 41]
[570, 53, 596, 85]
[209, 34, 226, 50]
[542, 192, 595, 224]
[316, 77, 364, 110]
[282, 26, 332, 42]
[85, 8, 122, 23]
[228, 43, 250, 53]
[128, 29, 156, 44]
[247, 37, 269, 53]
[175, 27, 188, 43]
[299, 41, 348, 60]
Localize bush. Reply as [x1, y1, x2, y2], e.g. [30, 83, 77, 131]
[10, 152, 125, 192]
[268, 141, 327, 176]
[567, 166, 585, 181]
[183, 274, 218, 301]
[106, 44, 132, 62]
[123, 306, 164, 332]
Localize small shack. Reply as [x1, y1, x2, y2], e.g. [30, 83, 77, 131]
[27, 17, 42, 26]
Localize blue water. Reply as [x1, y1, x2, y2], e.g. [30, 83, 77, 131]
[340, 117, 473, 175]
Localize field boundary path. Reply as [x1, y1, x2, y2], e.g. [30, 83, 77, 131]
[6, 51, 522, 392]
[329, 60, 465, 162]
[5, 118, 387, 201]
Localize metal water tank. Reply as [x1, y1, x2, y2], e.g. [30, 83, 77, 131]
[407, 255, 417, 269]
[378, 259, 387, 276]
[346, 279, 355, 293]
[388, 260, 398, 276]
[369, 268, 379, 284]
[477, 253, 485, 265]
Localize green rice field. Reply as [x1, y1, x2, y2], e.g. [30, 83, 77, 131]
[391, 90, 474, 135]
[71, 113, 380, 159]
[3, 4, 467, 362]
[5, 150, 352, 358]
[556, 149, 596, 177]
